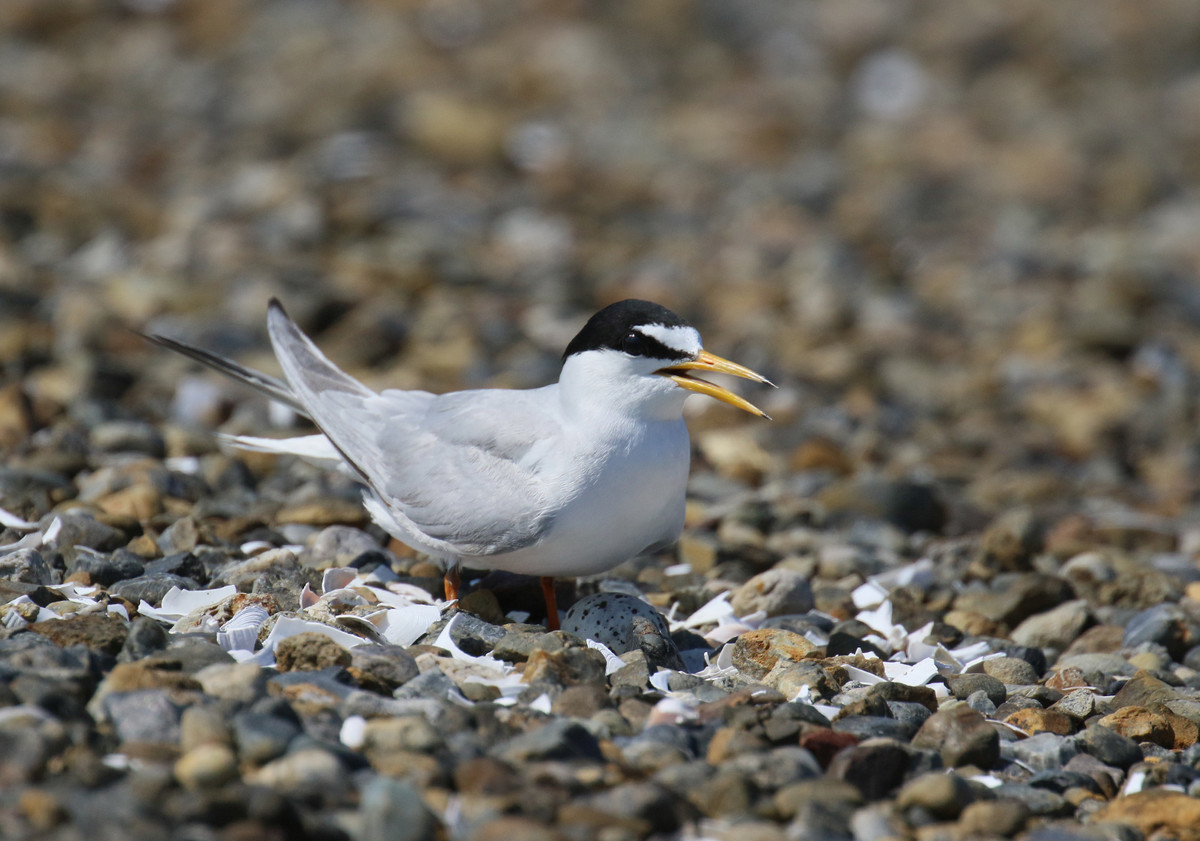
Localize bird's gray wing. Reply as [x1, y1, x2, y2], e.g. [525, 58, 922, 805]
[142, 331, 306, 415]
[267, 300, 556, 557]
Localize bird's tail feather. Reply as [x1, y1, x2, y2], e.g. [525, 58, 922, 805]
[140, 331, 307, 415]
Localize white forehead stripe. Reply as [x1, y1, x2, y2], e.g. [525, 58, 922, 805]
[639, 324, 701, 355]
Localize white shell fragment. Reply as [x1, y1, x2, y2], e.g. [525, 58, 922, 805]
[138, 585, 238, 624]
[217, 605, 272, 652]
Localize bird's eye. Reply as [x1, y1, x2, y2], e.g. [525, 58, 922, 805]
[621, 332, 647, 356]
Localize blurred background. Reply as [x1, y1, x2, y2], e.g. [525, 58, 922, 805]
[3, 0, 1200, 531]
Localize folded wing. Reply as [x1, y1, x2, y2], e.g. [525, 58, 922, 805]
[266, 300, 557, 557]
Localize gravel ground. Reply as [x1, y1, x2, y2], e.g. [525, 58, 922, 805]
[4, 2, 1200, 840]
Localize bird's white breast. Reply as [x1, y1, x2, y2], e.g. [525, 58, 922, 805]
[483, 415, 691, 576]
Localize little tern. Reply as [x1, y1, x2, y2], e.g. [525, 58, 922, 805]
[147, 299, 772, 629]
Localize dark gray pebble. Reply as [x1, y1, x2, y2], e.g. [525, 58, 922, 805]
[886, 700, 933, 728]
[103, 689, 185, 744]
[359, 776, 439, 841]
[1078, 724, 1143, 770]
[826, 738, 911, 799]
[948, 673, 1007, 706]
[832, 715, 919, 742]
[234, 711, 301, 765]
[0, 548, 53, 584]
[348, 644, 419, 691]
[44, 512, 126, 552]
[491, 720, 603, 763]
[1000, 732, 1079, 773]
[67, 547, 145, 587]
[112, 572, 202, 605]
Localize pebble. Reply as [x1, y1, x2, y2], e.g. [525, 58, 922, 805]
[1011, 599, 1093, 651]
[194, 662, 269, 703]
[947, 673, 1007, 706]
[911, 707, 999, 769]
[180, 705, 234, 752]
[103, 689, 185, 745]
[981, 655, 1042, 685]
[247, 746, 349, 798]
[895, 771, 975, 820]
[359, 776, 439, 841]
[1006, 708, 1076, 736]
[730, 568, 815, 617]
[826, 738, 911, 799]
[0, 548, 53, 584]
[234, 711, 301, 766]
[174, 743, 239, 790]
[1097, 706, 1175, 748]
[1002, 732, 1080, 773]
[46, 512, 127, 552]
[731, 629, 820, 680]
[274, 631, 353, 671]
[1090, 789, 1200, 841]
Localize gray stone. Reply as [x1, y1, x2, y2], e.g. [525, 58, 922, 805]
[827, 738, 910, 799]
[912, 706, 999, 769]
[0, 548, 53, 584]
[731, 567, 815, 618]
[359, 776, 438, 841]
[832, 715, 918, 742]
[1000, 732, 1078, 772]
[67, 548, 145, 586]
[194, 662, 269, 704]
[44, 512, 125, 552]
[1011, 599, 1092, 651]
[248, 746, 348, 797]
[491, 720, 603, 763]
[578, 781, 692, 835]
[393, 669, 458, 701]
[0, 726, 53, 784]
[233, 711, 301, 765]
[1050, 689, 1096, 721]
[144, 551, 206, 582]
[103, 690, 185, 745]
[441, 611, 507, 657]
[990, 783, 1073, 818]
[142, 641, 233, 674]
[982, 656, 1041, 685]
[111, 573, 202, 605]
[895, 771, 975, 820]
[886, 700, 933, 728]
[1123, 603, 1196, 660]
[966, 689, 997, 716]
[952, 573, 1074, 627]
[349, 644, 420, 691]
[307, 525, 381, 567]
[1078, 724, 1142, 769]
[90, 420, 166, 456]
[117, 616, 169, 662]
[722, 745, 822, 791]
[948, 673, 1007, 706]
[1054, 653, 1134, 688]
[157, 516, 199, 554]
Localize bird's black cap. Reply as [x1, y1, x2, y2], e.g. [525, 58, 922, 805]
[562, 299, 695, 361]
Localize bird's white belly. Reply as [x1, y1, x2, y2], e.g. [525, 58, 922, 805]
[482, 419, 690, 577]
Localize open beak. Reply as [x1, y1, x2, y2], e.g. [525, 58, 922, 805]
[657, 350, 775, 419]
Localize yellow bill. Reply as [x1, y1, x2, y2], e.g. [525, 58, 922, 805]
[658, 350, 774, 419]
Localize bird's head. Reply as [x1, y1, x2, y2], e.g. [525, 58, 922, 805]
[560, 299, 773, 420]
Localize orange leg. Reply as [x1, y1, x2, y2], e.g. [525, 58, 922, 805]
[541, 576, 559, 631]
[444, 564, 461, 601]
